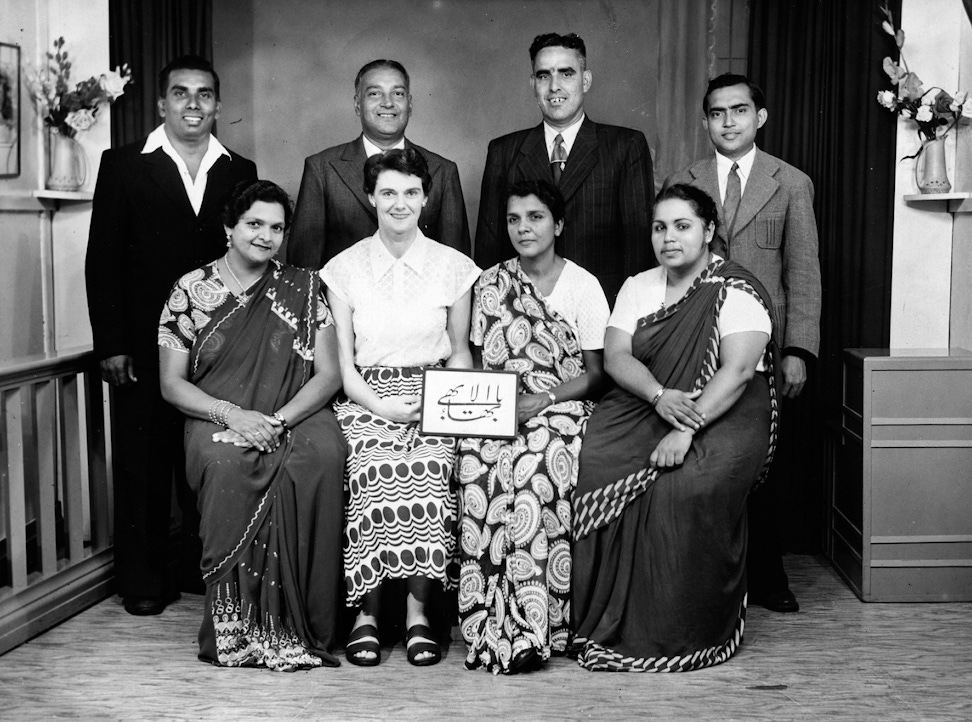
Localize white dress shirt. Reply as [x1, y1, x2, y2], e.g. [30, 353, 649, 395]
[716, 145, 758, 203]
[361, 135, 406, 157]
[543, 113, 586, 159]
[141, 124, 230, 215]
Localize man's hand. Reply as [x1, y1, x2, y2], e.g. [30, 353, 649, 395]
[780, 355, 807, 398]
[100, 354, 137, 386]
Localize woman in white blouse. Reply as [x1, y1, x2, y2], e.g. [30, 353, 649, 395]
[571, 183, 781, 672]
[321, 149, 480, 667]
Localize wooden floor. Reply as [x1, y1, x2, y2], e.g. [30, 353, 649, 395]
[1, 555, 970, 721]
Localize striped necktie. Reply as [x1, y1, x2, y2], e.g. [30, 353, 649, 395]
[550, 134, 566, 185]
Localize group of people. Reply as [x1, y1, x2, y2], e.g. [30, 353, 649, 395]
[85, 30, 820, 675]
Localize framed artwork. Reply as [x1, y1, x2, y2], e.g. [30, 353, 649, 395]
[0, 42, 20, 178]
[419, 367, 519, 440]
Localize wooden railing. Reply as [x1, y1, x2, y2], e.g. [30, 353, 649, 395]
[0, 350, 113, 655]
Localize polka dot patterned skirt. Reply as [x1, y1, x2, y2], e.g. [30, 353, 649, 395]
[334, 366, 460, 607]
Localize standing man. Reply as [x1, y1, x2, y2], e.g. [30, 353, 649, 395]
[475, 33, 654, 303]
[666, 73, 822, 613]
[85, 56, 257, 616]
[288, 59, 470, 269]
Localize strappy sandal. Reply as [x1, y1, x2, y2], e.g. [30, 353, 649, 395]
[345, 623, 381, 667]
[405, 624, 441, 667]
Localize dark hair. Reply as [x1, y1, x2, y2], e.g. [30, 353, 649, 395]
[529, 33, 587, 66]
[702, 73, 765, 113]
[506, 180, 566, 225]
[354, 59, 410, 94]
[363, 148, 432, 195]
[654, 184, 719, 231]
[158, 55, 220, 99]
[223, 180, 293, 229]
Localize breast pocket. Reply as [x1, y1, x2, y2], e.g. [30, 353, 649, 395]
[755, 216, 784, 250]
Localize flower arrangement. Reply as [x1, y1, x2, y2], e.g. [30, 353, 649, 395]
[26, 36, 131, 138]
[876, 2, 971, 155]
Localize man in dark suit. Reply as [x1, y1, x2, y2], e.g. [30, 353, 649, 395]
[666, 73, 822, 613]
[85, 56, 257, 616]
[475, 33, 654, 303]
[288, 59, 470, 269]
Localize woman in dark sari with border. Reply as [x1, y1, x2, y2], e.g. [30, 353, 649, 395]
[458, 180, 609, 674]
[159, 180, 346, 671]
[571, 184, 780, 672]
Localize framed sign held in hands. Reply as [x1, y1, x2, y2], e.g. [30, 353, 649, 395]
[419, 368, 518, 439]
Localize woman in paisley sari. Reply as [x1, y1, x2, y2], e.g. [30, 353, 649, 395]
[571, 183, 780, 672]
[159, 180, 346, 671]
[458, 180, 609, 674]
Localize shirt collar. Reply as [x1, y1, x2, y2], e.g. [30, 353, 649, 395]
[142, 124, 230, 162]
[361, 134, 407, 157]
[368, 229, 429, 280]
[543, 113, 585, 156]
[716, 144, 757, 183]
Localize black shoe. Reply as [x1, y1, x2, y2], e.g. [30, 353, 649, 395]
[123, 591, 181, 616]
[750, 588, 800, 613]
[507, 647, 540, 674]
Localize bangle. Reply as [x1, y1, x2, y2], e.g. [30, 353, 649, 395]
[649, 387, 666, 407]
[208, 399, 240, 427]
[272, 412, 289, 430]
[545, 390, 557, 405]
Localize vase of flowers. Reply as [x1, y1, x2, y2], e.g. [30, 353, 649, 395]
[876, 3, 971, 193]
[26, 36, 130, 190]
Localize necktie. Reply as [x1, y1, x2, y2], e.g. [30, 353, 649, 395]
[550, 134, 567, 185]
[724, 162, 741, 239]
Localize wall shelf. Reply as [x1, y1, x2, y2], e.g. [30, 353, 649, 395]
[903, 192, 972, 213]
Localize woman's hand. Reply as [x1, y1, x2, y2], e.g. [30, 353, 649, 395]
[650, 429, 694, 469]
[654, 388, 705, 432]
[225, 408, 283, 453]
[212, 429, 254, 447]
[378, 395, 422, 423]
[517, 393, 552, 424]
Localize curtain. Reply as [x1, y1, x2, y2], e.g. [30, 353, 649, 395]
[748, 0, 898, 551]
[108, 0, 212, 148]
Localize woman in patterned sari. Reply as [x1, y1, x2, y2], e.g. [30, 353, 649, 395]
[159, 180, 346, 671]
[458, 180, 609, 674]
[321, 149, 480, 667]
[571, 184, 780, 672]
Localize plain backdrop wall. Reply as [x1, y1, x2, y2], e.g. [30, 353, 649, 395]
[212, 0, 681, 253]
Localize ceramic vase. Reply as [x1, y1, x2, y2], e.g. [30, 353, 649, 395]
[47, 129, 86, 191]
[914, 136, 951, 194]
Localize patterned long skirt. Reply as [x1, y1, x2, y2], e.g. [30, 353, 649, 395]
[457, 400, 592, 673]
[334, 366, 460, 607]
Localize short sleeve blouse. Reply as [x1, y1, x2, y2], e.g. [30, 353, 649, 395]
[321, 231, 481, 367]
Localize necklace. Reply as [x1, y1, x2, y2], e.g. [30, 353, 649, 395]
[223, 254, 253, 302]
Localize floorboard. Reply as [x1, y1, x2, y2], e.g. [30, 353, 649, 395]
[1, 555, 970, 721]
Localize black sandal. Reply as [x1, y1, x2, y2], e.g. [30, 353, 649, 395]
[405, 624, 441, 667]
[345, 623, 381, 667]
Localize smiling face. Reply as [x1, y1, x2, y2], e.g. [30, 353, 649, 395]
[651, 198, 714, 275]
[531, 46, 591, 130]
[506, 193, 563, 261]
[224, 200, 285, 269]
[369, 169, 426, 236]
[158, 69, 219, 144]
[354, 67, 411, 147]
[703, 83, 767, 161]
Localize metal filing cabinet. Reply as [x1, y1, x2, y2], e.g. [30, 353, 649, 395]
[830, 348, 972, 601]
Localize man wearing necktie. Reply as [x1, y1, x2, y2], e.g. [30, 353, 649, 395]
[666, 73, 822, 615]
[475, 32, 654, 304]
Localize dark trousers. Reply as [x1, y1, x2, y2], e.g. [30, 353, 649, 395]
[111, 362, 202, 598]
[746, 478, 789, 594]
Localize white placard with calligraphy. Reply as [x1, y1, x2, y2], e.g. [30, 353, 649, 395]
[419, 368, 519, 439]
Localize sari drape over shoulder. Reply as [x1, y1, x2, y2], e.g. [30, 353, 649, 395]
[161, 261, 346, 671]
[571, 258, 779, 672]
[458, 259, 597, 674]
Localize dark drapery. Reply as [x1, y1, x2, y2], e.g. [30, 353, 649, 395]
[108, 0, 212, 148]
[748, 0, 897, 551]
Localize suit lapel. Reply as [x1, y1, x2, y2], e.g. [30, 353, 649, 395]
[198, 153, 233, 222]
[142, 149, 195, 218]
[516, 124, 553, 184]
[557, 118, 599, 202]
[733, 150, 780, 235]
[331, 137, 376, 222]
[691, 159, 726, 239]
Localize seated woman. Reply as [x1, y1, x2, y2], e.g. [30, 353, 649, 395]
[159, 180, 346, 671]
[321, 148, 480, 667]
[458, 180, 608, 675]
[570, 184, 780, 672]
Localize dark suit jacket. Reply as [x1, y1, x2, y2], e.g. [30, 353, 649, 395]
[287, 136, 470, 269]
[85, 139, 258, 365]
[475, 117, 654, 303]
[666, 149, 821, 356]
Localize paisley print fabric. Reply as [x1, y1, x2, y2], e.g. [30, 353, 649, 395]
[458, 259, 596, 674]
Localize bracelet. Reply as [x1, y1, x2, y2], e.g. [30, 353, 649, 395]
[208, 399, 240, 427]
[649, 387, 666, 407]
[272, 412, 289, 430]
[545, 390, 557, 405]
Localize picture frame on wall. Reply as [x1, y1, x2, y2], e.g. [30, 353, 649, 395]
[0, 42, 21, 178]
